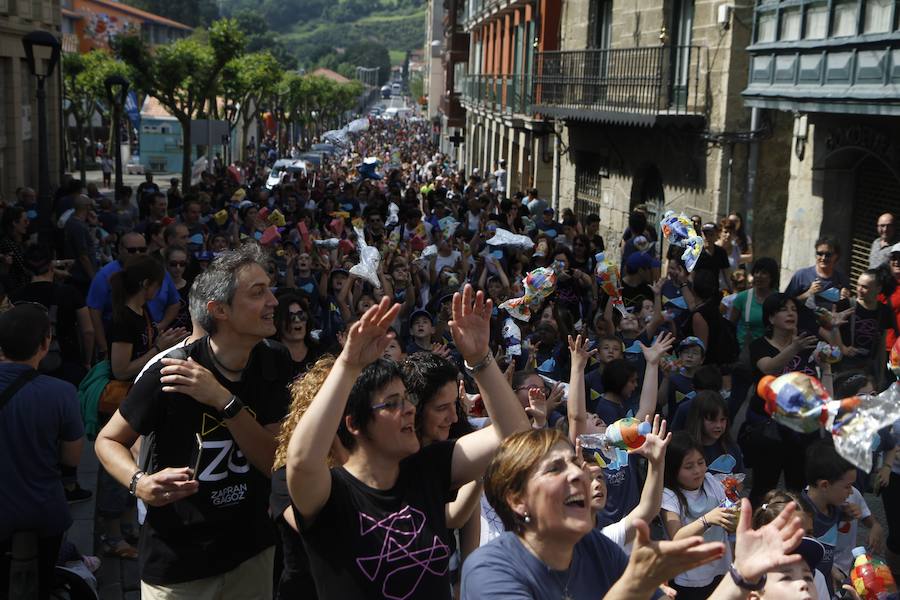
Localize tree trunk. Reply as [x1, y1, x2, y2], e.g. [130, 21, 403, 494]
[241, 118, 252, 163]
[181, 115, 192, 189]
[76, 121, 86, 183]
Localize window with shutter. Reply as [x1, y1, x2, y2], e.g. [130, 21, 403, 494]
[850, 156, 900, 280]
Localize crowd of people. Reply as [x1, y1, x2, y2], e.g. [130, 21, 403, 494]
[1, 114, 899, 600]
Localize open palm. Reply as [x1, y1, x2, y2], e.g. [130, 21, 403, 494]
[340, 297, 402, 369]
[733, 498, 804, 581]
[631, 414, 671, 465]
[449, 284, 492, 362]
[568, 334, 597, 371]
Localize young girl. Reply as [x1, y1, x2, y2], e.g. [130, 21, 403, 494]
[661, 431, 736, 600]
[685, 390, 745, 474]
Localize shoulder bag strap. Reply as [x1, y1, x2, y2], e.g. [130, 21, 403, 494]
[0, 369, 39, 413]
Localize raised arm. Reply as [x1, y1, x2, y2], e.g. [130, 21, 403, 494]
[566, 334, 597, 444]
[637, 331, 675, 421]
[286, 298, 401, 520]
[620, 415, 671, 543]
[449, 285, 530, 488]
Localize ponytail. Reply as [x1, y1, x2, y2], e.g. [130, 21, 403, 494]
[110, 256, 164, 323]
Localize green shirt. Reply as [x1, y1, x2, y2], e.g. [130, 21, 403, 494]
[732, 289, 765, 346]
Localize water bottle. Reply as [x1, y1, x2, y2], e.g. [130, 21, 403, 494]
[850, 546, 899, 600]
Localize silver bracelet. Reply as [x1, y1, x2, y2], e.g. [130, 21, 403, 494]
[464, 350, 493, 374]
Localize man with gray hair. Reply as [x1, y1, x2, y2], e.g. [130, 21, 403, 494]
[95, 244, 292, 598]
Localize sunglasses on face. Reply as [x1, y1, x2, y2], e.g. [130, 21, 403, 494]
[168, 260, 187, 268]
[288, 310, 307, 322]
[124, 246, 147, 254]
[816, 251, 833, 258]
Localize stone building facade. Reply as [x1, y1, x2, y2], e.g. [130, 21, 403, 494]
[0, 0, 64, 201]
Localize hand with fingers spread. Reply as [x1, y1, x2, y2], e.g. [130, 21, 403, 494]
[641, 331, 676, 365]
[545, 383, 565, 414]
[431, 342, 452, 359]
[339, 297, 402, 369]
[732, 498, 805, 583]
[135, 467, 199, 507]
[568, 334, 597, 372]
[620, 518, 726, 594]
[525, 387, 548, 428]
[631, 414, 671, 466]
[449, 284, 493, 364]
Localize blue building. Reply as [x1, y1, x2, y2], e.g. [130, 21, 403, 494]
[139, 96, 182, 174]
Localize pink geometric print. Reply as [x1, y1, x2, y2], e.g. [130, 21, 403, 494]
[356, 505, 451, 600]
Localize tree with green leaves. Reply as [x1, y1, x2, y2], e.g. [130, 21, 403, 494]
[122, 0, 220, 28]
[115, 18, 245, 185]
[62, 50, 130, 182]
[219, 51, 282, 161]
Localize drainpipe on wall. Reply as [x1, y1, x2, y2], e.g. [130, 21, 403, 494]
[745, 107, 761, 233]
[552, 129, 560, 214]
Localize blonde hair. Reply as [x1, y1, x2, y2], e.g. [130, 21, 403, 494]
[273, 355, 337, 471]
[484, 428, 571, 535]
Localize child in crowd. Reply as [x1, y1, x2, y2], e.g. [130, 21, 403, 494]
[407, 309, 435, 355]
[661, 432, 736, 600]
[802, 439, 857, 597]
[670, 365, 724, 431]
[684, 390, 745, 474]
[658, 336, 705, 419]
[584, 334, 624, 399]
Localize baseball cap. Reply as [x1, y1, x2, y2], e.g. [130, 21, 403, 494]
[625, 252, 661, 272]
[796, 537, 825, 571]
[543, 207, 554, 215]
[890, 241, 900, 253]
[677, 336, 706, 354]
[410, 309, 434, 325]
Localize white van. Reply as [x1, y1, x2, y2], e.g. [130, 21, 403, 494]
[266, 159, 308, 190]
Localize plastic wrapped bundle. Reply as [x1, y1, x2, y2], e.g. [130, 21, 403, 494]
[349, 227, 382, 288]
[660, 211, 705, 272]
[594, 253, 624, 311]
[832, 383, 900, 472]
[757, 372, 855, 434]
[580, 417, 651, 471]
[889, 337, 900, 379]
[812, 341, 842, 365]
[357, 157, 382, 181]
[499, 267, 556, 321]
[313, 238, 341, 250]
[486, 228, 535, 251]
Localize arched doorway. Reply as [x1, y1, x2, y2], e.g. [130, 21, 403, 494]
[629, 164, 666, 247]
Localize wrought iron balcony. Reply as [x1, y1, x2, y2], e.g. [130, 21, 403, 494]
[532, 46, 707, 126]
[440, 92, 466, 127]
[461, 73, 533, 116]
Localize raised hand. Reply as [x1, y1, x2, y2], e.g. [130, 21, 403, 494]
[568, 334, 597, 372]
[641, 331, 676, 365]
[732, 498, 804, 582]
[525, 387, 548, 428]
[449, 284, 493, 364]
[339, 297, 401, 369]
[631, 414, 670, 466]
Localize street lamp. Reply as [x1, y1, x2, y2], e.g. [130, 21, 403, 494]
[104, 75, 129, 199]
[21, 30, 61, 245]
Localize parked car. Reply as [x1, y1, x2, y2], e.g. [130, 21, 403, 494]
[265, 159, 308, 190]
[125, 157, 144, 175]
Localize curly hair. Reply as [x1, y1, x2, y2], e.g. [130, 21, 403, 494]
[273, 355, 337, 471]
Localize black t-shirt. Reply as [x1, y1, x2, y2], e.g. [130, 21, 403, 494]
[621, 280, 654, 312]
[271, 466, 317, 600]
[838, 302, 896, 374]
[694, 245, 730, 277]
[119, 337, 292, 585]
[748, 336, 817, 419]
[10, 281, 85, 362]
[108, 306, 156, 361]
[299, 441, 457, 599]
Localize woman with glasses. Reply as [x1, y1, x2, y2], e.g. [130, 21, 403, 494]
[286, 287, 531, 599]
[163, 245, 191, 332]
[273, 291, 319, 376]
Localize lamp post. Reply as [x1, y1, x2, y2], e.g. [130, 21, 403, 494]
[21, 31, 61, 246]
[104, 75, 129, 199]
[224, 103, 237, 167]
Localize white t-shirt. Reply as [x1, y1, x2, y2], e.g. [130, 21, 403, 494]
[434, 250, 461, 275]
[600, 520, 628, 549]
[480, 492, 505, 546]
[662, 473, 732, 587]
[834, 486, 871, 573]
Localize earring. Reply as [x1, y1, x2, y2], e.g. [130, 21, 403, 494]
[523, 512, 531, 524]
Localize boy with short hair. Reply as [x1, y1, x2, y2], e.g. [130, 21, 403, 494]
[406, 309, 435, 355]
[658, 336, 705, 419]
[802, 440, 857, 597]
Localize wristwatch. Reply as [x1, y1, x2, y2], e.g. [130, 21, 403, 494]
[220, 395, 245, 419]
[464, 351, 494, 375]
[129, 470, 146, 497]
[728, 564, 766, 591]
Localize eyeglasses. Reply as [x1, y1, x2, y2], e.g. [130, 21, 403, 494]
[168, 260, 187, 268]
[288, 310, 307, 322]
[124, 246, 147, 254]
[371, 395, 417, 412]
[816, 251, 834, 258]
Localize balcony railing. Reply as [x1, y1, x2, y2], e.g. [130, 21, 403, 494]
[532, 46, 707, 125]
[461, 73, 533, 116]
